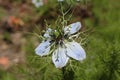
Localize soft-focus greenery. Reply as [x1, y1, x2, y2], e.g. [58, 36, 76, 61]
[0, 0, 120, 80]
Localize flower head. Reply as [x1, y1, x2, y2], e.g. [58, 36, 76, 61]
[35, 22, 86, 68]
[58, 0, 64, 2]
[32, 0, 44, 7]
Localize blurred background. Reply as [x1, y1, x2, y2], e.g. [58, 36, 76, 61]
[0, 0, 120, 80]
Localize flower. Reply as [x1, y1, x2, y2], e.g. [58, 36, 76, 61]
[58, 0, 64, 2]
[35, 22, 86, 68]
[57, 0, 81, 2]
[32, 0, 44, 7]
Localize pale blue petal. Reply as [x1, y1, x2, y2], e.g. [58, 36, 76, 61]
[35, 40, 51, 56]
[44, 28, 52, 38]
[58, 0, 64, 2]
[52, 47, 69, 68]
[64, 22, 81, 35]
[32, 0, 44, 7]
[65, 41, 86, 61]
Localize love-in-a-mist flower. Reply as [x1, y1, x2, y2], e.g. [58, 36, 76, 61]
[35, 22, 86, 68]
[58, 0, 64, 2]
[32, 0, 44, 7]
[57, 0, 80, 2]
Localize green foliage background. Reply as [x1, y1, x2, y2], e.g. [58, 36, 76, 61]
[0, 0, 120, 80]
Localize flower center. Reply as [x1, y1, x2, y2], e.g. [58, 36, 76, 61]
[50, 30, 64, 45]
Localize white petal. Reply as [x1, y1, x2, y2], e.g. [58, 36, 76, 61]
[65, 41, 86, 61]
[44, 28, 52, 38]
[32, 0, 36, 3]
[35, 3, 43, 7]
[58, 0, 64, 2]
[32, 0, 44, 7]
[35, 40, 51, 56]
[64, 22, 81, 35]
[52, 47, 69, 68]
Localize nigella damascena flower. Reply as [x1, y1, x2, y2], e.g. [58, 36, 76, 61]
[35, 22, 86, 68]
[32, 0, 44, 7]
[58, 0, 64, 2]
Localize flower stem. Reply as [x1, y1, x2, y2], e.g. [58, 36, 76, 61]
[62, 67, 65, 80]
[62, 67, 74, 80]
